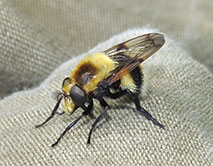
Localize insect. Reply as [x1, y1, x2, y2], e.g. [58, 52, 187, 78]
[36, 33, 165, 147]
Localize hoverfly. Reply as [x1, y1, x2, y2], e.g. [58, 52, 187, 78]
[36, 33, 165, 147]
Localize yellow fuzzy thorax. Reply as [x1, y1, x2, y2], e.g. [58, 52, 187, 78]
[70, 53, 117, 93]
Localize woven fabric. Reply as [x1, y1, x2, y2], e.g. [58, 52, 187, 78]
[0, 29, 213, 165]
[0, 0, 213, 165]
[0, 1, 74, 98]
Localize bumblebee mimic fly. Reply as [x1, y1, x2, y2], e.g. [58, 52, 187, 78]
[36, 33, 165, 147]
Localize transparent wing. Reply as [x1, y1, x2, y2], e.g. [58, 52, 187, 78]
[104, 33, 165, 64]
[104, 33, 165, 85]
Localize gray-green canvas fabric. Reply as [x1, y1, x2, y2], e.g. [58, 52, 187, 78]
[0, 0, 213, 165]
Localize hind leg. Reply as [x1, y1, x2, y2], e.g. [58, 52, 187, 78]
[127, 90, 164, 128]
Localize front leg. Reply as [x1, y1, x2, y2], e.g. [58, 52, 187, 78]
[87, 95, 110, 144]
[127, 90, 164, 128]
[52, 98, 94, 147]
[51, 112, 84, 147]
[35, 97, 63, 128]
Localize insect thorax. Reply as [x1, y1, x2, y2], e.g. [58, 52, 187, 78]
[71, 53, 117, 93]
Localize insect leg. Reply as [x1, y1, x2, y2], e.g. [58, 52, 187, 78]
[127, 90, 164, 128]
[82, 97, 94, 115]
[51, 99, 93, 147]
[106, 89, 127, 99]
[51, 113, 84, 147]
[87, 96, 110, 144]
[35, 97, 63, 128]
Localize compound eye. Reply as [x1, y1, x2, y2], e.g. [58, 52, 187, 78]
[70, 85, 87, 106]
[62, 77, 70, 87]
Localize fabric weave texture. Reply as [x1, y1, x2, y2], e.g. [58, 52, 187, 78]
[0, 0, 213, 165]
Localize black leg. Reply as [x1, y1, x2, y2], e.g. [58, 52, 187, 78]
[87, 96, 110, 144]
[51, 113, 85, 147]
[87, 106, 109, 144]
[83, 98, 94, 115]
[106, 89, 127, 99]
[35, 97, 63, 128]
[52, 99, 94, 147]
[127, 90, 164, 128]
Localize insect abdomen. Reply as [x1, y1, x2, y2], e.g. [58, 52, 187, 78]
[120, 66, 143, 93]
